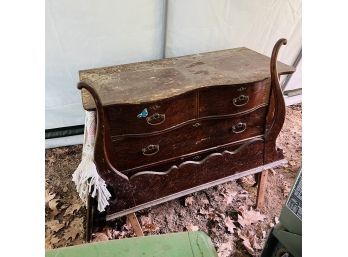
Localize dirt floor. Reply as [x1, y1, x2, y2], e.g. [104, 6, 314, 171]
[45, 104, 302, 257]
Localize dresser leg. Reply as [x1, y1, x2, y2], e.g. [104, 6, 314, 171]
[256, 170, 268, 209]
[253, 173, 260, 187]
[86, 194, 96, 242]
[127, 213, 144, 237]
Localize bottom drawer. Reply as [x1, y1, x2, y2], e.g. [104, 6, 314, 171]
[128, 138, 264, 206]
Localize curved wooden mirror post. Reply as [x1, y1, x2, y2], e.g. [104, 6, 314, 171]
[77, 83, 136, 242]
[256, 38, 288, 209]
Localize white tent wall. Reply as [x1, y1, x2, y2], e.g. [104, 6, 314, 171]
[285, 59, 302, 91]
[165, 0, 302, 106]
[45, 0, 165, 130]
[165, 0, 301, 66]
[46, 0, 302, 148]
[284, 58, 302, 105]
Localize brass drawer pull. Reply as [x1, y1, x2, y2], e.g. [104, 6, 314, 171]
[232, 122, 246, 134]
[192, 122, 201, 128]
[146, 113, 166, 126]
[142, 144, 160, 156]
[233, 95, 249, 107]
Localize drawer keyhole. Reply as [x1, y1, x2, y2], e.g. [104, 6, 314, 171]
[142, 144, 160, 156]
[232, 122, 247, 134]
[192, 155, 201, 161]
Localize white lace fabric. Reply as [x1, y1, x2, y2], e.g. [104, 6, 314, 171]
[72, 111, 111, 212]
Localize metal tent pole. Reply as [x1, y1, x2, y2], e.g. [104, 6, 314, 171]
[282, 48, 302, 92]
[162, 0, 168, 59]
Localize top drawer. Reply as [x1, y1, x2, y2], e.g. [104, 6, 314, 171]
[105, 92, 196, 135]
[199, 79, 271, 116]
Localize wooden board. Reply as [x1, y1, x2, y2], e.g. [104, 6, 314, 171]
[79, 47, 295, 109]
[256, 170, 268, 209]
[126, 213, 144, 237]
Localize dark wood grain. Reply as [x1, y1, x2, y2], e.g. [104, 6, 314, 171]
[110, 107, 267, 171]
[199, 79, 271, 116]
[105, 91, 196, 135]
[130, 139, 264, 206]
[263, 39, 288, 164]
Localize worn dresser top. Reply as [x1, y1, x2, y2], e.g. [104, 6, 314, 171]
[79, 47, 295, 110]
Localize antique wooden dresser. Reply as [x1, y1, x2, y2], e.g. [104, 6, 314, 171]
[78, 39, 295, 239]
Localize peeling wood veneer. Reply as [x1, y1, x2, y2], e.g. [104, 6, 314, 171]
[79, 47, 294, 109]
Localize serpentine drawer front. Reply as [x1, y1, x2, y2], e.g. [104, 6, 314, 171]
[129, 139, 265, 207]
[78, 40, 295, 225]
[111, 106, 267, 171]
[106, 91, 197, 135]
[199, 79, 271, 116]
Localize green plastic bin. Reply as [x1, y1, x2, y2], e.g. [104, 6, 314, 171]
[46, 231, 218, 257]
